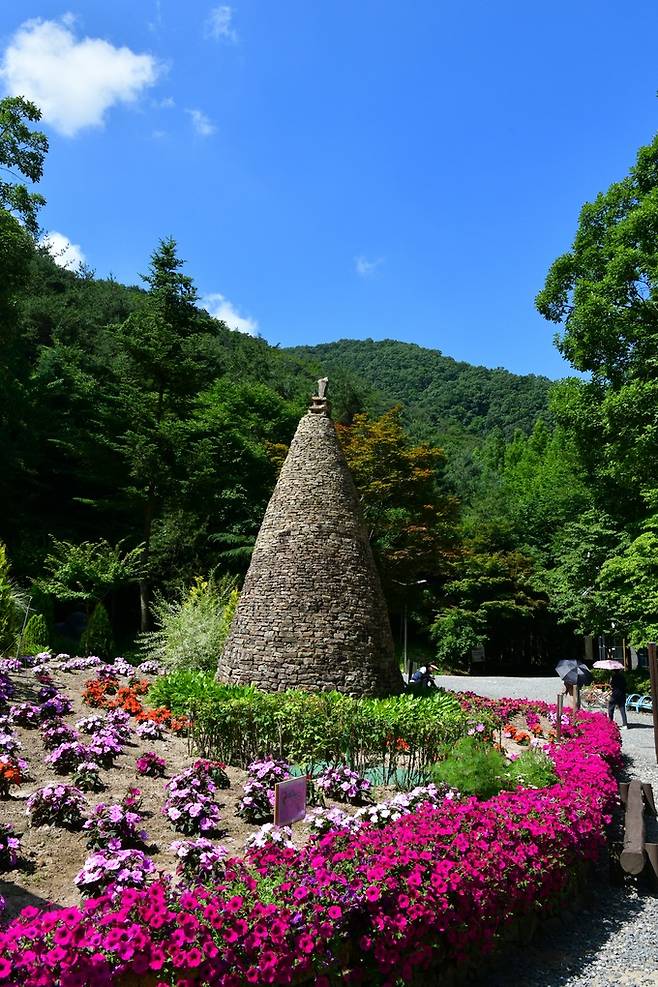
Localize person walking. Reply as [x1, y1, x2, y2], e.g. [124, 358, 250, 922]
[608, 669, 628, 728]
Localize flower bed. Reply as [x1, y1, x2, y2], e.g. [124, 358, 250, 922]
[0, 698, 620, 986]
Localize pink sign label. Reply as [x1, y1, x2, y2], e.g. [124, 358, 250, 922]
[274, 777, 307, 826]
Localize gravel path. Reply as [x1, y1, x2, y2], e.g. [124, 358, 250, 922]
[435, 676, 658, 987]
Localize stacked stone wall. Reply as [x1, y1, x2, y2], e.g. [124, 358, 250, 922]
[218, 409, 401, 697]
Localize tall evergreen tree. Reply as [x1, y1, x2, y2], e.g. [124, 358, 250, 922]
[107, 238, 215, 628]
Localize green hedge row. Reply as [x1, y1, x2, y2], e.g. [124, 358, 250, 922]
[148, 670, 472, 787]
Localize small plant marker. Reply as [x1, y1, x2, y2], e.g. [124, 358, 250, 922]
[274, 777, 307, 826]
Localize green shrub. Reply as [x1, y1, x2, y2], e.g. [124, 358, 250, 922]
[591, 667, 651, 694]
[139, 574, 238, 672]
[158, 673, 468, 786]
[431, 735, 509, 799]
[0, 542, 20, 655]
[507, 748, 557, 790]
[148, 670, 254, 712]
[20, 613, 50, 655]
[81, 602, 114, 658]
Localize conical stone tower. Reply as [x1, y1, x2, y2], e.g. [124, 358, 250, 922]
[218, 381, 402, 697]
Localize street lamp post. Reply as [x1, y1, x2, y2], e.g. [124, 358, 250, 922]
[393, 579, 428, 682]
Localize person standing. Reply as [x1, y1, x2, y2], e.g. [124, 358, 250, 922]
[608, 669, 628, 728]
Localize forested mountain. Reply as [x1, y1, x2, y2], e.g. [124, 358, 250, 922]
[287, 339, 554, 447]
[7, 95, 658, 672]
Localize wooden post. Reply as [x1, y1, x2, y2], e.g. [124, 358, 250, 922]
[648, 643, 658, 766]
[620, 780, 646, 875]
[556, 693, 563, 740]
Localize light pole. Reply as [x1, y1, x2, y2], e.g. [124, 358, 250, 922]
[393, 579, 428, 682]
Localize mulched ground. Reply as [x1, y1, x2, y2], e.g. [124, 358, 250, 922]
[0, 665, 386, 920]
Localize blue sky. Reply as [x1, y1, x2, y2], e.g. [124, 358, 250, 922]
[1, 1, 657, 378]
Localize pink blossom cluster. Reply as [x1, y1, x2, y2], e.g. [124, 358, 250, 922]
[135, 751, 166, 777]
[163, 763, 221, 835]
[9, 703, 41, 728]
[315, 764, 371, 804]
[83, 802, 148, 851]
[0, 700, 620, 986]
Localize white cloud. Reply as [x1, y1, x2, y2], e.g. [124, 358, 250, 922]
[40, 231, 86, 270]
[205, 6, 238, 43]
[155, 96, 175, 109]
[202, 293, 258, 335]
[355, 255, 384, 278]
[0, 16, 160, 136]
[187, 108, 216, 136]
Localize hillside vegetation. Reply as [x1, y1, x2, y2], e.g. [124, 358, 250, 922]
[287, 338, 553, 447]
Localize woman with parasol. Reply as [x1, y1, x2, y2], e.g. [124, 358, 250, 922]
[594, 658, 628, 729]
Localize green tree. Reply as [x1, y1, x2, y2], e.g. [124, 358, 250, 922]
[20, 612, 49, 655]
[536, 131, 658, 519]
[337, 407, 459, 590]
[0, 98, 47, 539]
[597, 510, 658, 644]
[0, 96, 48, 235]
[538, 508, 627, 635]
[0, 541, 19, 654]
[431, 551, 549, 668]
[107, 238, 215, 628]
[36, 538, 144, 608]
[81, 602, 114, 658]
[139, 573, 238, 671]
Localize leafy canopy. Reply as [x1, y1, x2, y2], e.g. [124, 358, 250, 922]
[36, 538, 144, 604]
[0, 96, 48, 236]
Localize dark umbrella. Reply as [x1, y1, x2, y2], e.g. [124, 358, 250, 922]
[555, 659, 593, 687]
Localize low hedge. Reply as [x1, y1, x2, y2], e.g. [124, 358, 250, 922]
[150, 672, 471, 784]
[0, 701, 620, 986]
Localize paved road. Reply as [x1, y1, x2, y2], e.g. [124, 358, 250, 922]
[434, 675, 658, 987]
[436, 674, 657, 759]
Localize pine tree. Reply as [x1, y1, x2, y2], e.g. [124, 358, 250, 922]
[108, 238, 214, 630]
[20, 613, 49, 655]
[81, 602, 114, 658]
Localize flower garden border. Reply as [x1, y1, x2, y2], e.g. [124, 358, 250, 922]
[0, 695, 622, 987]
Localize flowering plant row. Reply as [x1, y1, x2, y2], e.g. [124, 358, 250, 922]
[0, 701, 620, 986]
